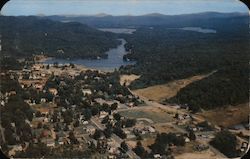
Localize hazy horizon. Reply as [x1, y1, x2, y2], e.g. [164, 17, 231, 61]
[2, 0, 248, 16]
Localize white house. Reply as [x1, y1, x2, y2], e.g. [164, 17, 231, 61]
[82, 89, 92, 96]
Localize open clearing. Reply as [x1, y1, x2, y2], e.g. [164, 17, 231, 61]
[196, 103, 249, 127]
[175, 150, 220, 159]
[154, 123, 180, 133]
[120, 74, 140, 86]
[119, 107, 173, 123]
[133, 71, 215, 102]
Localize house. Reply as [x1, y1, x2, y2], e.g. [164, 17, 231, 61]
[82, 121, 89, 125]
[49, 88, 58, 95]
[43, 117, 50, 122]
[67, 125, 73, 131]
[82, 89, 92, 95]
[32, 65, 41, 71]
[6, 91, 16, 96]
[99, 111, 109, 119]
[47, 141, 55, 147]
[8, 145, 23, 157]
[0, 100, 5, 106]
[241, 142, 248, 152]
[108, 147, 118, 154]
[126, 102, 134, 107]
[61, 108, 66, 112]
[40, 98, 46, 103]
[44, 138, 56, 147]
[147, 126, 156, 133]
[108, 155, 116, 159]
[57, 49, 65, 54]
[185, 137, 190, 143]
[38, 107, 50, 116]
[34, 83, 43, 90]
[154, 154, 162, 159]
[58, 137, 65, 145]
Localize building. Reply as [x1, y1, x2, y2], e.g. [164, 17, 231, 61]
[49, 88, 58, 95]
[82, 89, 92, 96]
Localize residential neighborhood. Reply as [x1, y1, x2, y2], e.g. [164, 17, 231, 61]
[0, 58, 249, 158]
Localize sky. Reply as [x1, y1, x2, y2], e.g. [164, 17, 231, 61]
[1, 0, 249, 16]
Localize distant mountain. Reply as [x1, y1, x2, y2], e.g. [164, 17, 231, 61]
[0, 16, 120, 58]
[42, 12, 249, 29]
[94, 13, 111, 17]
[143, 13, 166, 17]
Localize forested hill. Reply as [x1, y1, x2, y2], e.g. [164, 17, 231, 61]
[0, 16, 120, 58]
[119, 14, 249, 111]
[44, 12, 248, 30]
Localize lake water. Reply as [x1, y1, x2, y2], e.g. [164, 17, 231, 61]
[44, 39, 136, 71]
[180, 27, 216, 33]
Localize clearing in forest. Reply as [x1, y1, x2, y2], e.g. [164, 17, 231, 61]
[133, 71, 215, 102]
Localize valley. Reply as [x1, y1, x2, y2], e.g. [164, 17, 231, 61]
[0, 8, 249, 159]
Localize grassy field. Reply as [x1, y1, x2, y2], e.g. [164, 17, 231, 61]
[133, 72, 215, 102]
[154, 123, 180, 133]
[120, 107, 173, 123]
[196, 103, 249, 127]
[120, 74, 140, 86]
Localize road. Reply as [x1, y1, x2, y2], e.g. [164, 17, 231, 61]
[91, 118, 140, 159]
[129, 88, 230, 158]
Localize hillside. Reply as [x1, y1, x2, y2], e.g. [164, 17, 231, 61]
[133, 71, 215, 102]
[44, 12, 248, 30]
[118, 13, 249, 111]
[0, 16, 120, 58]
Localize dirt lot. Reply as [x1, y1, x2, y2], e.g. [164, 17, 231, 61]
[133, 72, 215, 102]
[175, 150, 221, 159]
[119, 107, 173, 123]
[196, 103, 249, 127]
[120, 74, 140, 86]
[126, 137, 155, 151]
[154, 123, 180, 133]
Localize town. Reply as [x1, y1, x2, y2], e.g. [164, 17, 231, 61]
[0, 55, 249, 159]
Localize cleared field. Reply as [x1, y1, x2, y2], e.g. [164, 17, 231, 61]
[120, 74, 140, 86]
[133, 72, 215, 102]
[175, 150, 220, 159]
[126, 137, 155, 151]
[196, 103, 249, 127]
[154, 123, 180, 133]
[119, 107, 173, 123]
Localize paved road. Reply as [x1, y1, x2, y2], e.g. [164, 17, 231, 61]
[91, 118, 140, 159]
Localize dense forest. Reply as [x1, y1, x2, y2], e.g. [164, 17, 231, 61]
[119, 13, 249, 111]
[0, 12, 249, 112]
[0, 16, 120, 59]
[0, 74, 34, 146]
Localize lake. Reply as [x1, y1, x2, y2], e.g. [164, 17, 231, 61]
[180, 27, 217, 33]
[44, 39, 136, 71]
[166, 27, 217, 34]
